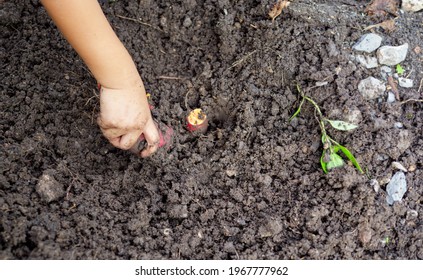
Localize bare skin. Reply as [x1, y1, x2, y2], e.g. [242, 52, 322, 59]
[41, 0, 159, 157]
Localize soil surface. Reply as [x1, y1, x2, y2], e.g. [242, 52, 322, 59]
[1, 0, 422, 259]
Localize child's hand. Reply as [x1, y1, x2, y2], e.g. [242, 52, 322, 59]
[41, 0, 161, 157]
[97, 83, 160, 158]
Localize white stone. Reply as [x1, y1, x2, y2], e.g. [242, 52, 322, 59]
[355, 55, 378, 68]
[391, 161, 408, 172]
[406, 210, 418, 219]
[380, 66, 392, 73]
[353, 33, 383, 53]
[402, 0, 423, 12]
[398, 77, 414, 88]
[377, 43, 409, 66]
[370, 179, 380, 193]
[380, 66, 392, 79]
[315, 81, 328, 87]
[394, 122, 404, 129]
[387, 92, 396, 103]
[386, 172, 407, 205]
[358, 77, 386, 100]
[226, 169, 237, 177]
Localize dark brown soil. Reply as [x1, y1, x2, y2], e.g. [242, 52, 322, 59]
[1, 0, 422, 260]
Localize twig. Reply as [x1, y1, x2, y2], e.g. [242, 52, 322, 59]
[363, 17, 398, 31]
[400, 99, 423, 105]
[58, 162, 86, 200]
[228, 50, 258, 70]
[84, 89, 99, 106]
[419, 77, 423, 93]
[405, 68, 413, 79]
[116, 14, 164, 33]
[263, 46, 283, 59]
[184, 89, 193, 111]
[387, 75, 400, 101]
[158, 75, 185, 80]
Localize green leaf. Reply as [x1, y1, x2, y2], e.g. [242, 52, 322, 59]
[337, 145, 364, 173]
[327, 120, 358, 131]
[333, 145, 340, 153]
[289, 97, 305, 121]
[396, 64, 404, 75]
[326, 153, 344, 170]
[320, 152, 328, 173]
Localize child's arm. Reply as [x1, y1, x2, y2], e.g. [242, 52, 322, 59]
[41, 0, 159, 157]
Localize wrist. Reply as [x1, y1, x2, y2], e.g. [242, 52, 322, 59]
[96, 60, 143, 90]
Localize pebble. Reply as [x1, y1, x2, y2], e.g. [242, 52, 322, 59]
[315, 81, 328, 87]
[406, 210, 418, 220]
[183, 17, 192, 28]
[380, 66, 392, 79]
[226, 169, 237, 177]
[163, 228, 172, 236]
[398, 77, 414, 88]
[159, 16, 167, 27]
[370, 179, 380, 193]
[358, 77, 386, 100]
[402, 0, 423, 12]
[408, 164, 416, 172]
[377, 43, 409, 66]
[386, 171, 407, 205]
[380, 66, 392, 73]
[35, 173, 65, 203]
[355, 55, 378, 68]
[394, 122, 404, 128]
[353, 33, 383, 53]
[391, 161, 408, 172]
[375, 154, 389, 161]
[387, 92, 396, 103]
[358, 227, 372, 244]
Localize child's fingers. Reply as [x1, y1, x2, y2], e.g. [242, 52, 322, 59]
[97, 116, 142, 150]
[118, 130, 143, 150]
[140, 119, 160, 158]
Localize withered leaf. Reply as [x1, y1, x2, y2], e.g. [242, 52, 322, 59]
[379, 19, 396, 32]
[268, 0, 290, 21]
[364, 18, 396, 32]
[365, 0, 399, 19]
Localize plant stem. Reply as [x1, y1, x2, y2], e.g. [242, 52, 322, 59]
[329, 137, 340, 146]
[303, 95, 329, 146]
[303, 95, 323, 119]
